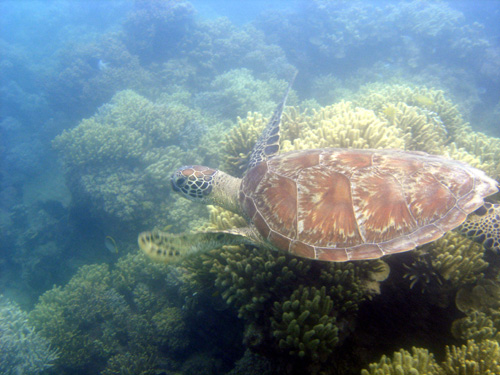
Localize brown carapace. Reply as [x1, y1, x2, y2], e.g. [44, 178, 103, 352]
[239, 148, 498, 261]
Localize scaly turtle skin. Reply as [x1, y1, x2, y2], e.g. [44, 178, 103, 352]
[139, 73, 499, 263]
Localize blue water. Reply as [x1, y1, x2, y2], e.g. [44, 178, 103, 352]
[1, 1, 500, 374]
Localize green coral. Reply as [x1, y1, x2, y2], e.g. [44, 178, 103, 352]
[28, 264, 116, 369]
[53, 89, 211, 230]
[271, 285, 338, 362]
[361, 347, 443, 375]
[210, 246, 311, 321]
[451, 311, 499, 342]
[451, 281, 500, 342]
[197, 69, 290, 120]
[28, 258, 192, 374]
[362, 341, 500, 375]
[403, 232, 487, 292]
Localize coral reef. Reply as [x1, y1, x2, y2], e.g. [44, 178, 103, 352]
[352, 83, 500, 178]
[220, 111, 268, 176]
[28, 260, 186, 373]
[403, 232, 487, 293]
[53, 89, 211, 232]
[0, 295, 59, 375]
[210, 246, 311, 321]
[441, 339, 500, 374]
[123, 0, 195, 64]
[362, 340, 500, 375]
[271, 285, 339, 362]
[451, 281, 500, 342]
[46, 33, 153, 120]
[361, 347, 442, 375]
[195, 69, 289, 120]
[281, 101, 405, 151]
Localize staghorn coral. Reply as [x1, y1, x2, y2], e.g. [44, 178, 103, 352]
[441, 339, 500, 375]
[271, 286, 338, 362]
[361, 347, 443, 375]
[0, 295, 59, 375]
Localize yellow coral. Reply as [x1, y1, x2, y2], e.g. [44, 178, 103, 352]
[389, 102, 447, 154]
[281, 101, 405, 152]
[361, 347, 444, 375]
[198, 205, 247, 232]
[410, 232, 487, 291]
[442, 339, 500, 375]
[220, 112, 267, 176]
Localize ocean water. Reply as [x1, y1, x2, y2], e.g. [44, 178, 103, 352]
[1, 1, 500, 374]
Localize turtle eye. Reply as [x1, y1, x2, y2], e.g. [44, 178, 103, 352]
[171, 175, 186, 191]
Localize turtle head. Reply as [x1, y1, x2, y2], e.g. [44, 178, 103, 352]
[171, 165, 242, 214]
[171, 165, 218, 203]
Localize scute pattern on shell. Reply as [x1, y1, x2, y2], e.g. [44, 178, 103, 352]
[240, 148, 498, 261]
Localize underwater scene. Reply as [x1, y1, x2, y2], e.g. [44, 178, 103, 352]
[1, 0, 500, 374]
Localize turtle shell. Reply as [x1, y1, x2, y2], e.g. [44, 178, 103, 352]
[239, 148, 498, 261]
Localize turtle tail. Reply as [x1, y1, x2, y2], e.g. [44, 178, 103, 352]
[459, 202, 500, 252]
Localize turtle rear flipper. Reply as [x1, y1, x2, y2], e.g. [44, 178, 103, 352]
[138, 228, 259, 264]
[460, 202, 500, 251]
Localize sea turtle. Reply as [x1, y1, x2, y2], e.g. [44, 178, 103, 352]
[138, 73, 500, 263]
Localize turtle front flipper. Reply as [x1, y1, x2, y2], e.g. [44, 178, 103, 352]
[248, 70, 297, 169]
[459, 202, 500, 252]
[138, 228, 259, 264]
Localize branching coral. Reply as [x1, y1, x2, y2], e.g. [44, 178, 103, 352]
[403, 232, 487, 293]
[362, 340, 500, 375]
[28, 264, 116, 369]
[220, 112, 267, 177]
[0, 295, 59, 375]
[53, 89, 211, 230]
[196, 69, 289, 120]
[210, 246, 311, 321]
[351, 82, 500, 179]
[123, 0, 195, 64]
[271, 286, 338, 362]
[199, 205, 248, 232]
[441, 339, 500, 375]
[451, 311, 499, 342]
[282, 101, 405, 152]
[352, 83, 466, 141]
[385, 102, 448, 154]
[361, 347, 443, 375]
[28, 261, 191, 374]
